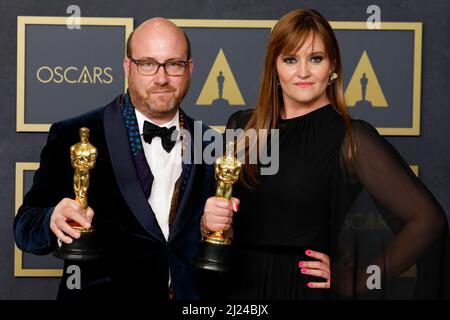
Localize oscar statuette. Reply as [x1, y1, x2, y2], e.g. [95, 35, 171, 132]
[194, 141, 241, 272]
[53, 127, 101, 260]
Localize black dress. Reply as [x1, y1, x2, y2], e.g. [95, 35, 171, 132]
[216, 104, 450, 300]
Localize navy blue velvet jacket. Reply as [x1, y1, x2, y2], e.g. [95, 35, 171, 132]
[14, 95, 215, 300]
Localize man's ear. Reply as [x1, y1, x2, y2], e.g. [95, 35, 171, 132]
[123, 57, 130, 79]
[188, 59, 193, 76]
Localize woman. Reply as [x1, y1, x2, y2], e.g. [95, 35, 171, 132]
[201, 9, 450, 299]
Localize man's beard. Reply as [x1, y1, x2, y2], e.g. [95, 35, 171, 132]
[130, 85, 179, 116]
[146, 90, 178, 113]
[128, 75, 190, 118]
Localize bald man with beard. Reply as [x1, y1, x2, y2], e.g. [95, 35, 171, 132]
[14, 18, 216, 300]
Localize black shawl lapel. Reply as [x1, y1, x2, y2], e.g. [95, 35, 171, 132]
[103, 96, 165, 243]
[168, 110, 199, 243]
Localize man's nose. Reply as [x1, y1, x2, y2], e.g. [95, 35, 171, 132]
[153, 65, 169, 84]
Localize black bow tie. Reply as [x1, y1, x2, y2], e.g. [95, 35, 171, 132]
[143, 121, 178, 153]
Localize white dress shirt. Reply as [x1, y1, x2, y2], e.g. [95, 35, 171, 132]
[134, 109, 182, 241]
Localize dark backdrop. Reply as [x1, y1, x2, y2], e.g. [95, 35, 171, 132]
[0, 0, 449, 299]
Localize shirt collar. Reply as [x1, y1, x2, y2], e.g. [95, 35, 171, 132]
[135, 108, 180, 139]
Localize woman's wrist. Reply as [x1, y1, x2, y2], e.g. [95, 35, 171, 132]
[200, 215, 213, 237]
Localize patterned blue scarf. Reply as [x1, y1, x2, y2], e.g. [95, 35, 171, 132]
[121, 92, 154, 199]
[120, 92, 192, 226]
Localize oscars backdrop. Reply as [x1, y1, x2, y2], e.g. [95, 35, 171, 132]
[1, 0, 449, 299]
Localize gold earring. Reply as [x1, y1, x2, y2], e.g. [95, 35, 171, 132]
[328, 72, 338, 85]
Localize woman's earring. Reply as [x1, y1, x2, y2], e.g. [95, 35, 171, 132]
[328, 72, 338, 85]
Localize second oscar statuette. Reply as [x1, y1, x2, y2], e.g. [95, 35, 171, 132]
[194, 141, 241, 272]
[53, 127, 101, 260]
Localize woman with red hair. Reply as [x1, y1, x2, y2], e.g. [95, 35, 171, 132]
[202, 9, 449, 299]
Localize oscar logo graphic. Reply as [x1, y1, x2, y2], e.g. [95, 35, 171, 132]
[196, 49, 245, 108]
[345, 50, 388, 110]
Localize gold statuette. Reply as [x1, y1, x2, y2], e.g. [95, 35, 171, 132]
[194, 141, 241, 272]
[205, 141, 242, 245]
[54, 127, 101, 261]
[69, 127, 98, 232]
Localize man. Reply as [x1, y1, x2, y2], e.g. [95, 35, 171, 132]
[14, 18, 216, 300]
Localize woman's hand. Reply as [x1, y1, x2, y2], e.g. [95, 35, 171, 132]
[298, 249, 331, 289]
[201, 196, 240, 232]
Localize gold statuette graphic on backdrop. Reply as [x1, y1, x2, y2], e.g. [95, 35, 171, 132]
[194, 141, 241, 272]
[54, 127, 101, 260]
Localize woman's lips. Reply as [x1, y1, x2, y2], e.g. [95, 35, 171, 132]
[294, 82, 313, 88]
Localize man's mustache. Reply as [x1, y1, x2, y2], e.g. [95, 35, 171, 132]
[147, 86, 176, 94]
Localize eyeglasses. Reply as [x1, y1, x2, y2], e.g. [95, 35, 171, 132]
[130, 58, 188, 76]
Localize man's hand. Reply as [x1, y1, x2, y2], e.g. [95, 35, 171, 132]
[50, 198, 94, 244]
[202, 196, 239, 232]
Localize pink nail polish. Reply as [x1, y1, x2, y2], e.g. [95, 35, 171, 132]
[305, 250, 312, 255]
[301, 268, 307, 273]
[298, 261, 303, 267]
[307, 283, 313, 288]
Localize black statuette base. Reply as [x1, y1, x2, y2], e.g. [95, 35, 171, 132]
[194, 240, 232, 272]
[53, 231, 101, 261]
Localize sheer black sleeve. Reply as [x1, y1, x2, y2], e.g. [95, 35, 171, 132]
[332, 120, 450, 299]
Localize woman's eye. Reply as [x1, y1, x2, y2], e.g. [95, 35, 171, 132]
[310, 56, 323, 64]
[283, 57, 297, 64]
